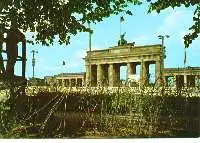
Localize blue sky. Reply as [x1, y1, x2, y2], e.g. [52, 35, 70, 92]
[12, 3, 200, 79]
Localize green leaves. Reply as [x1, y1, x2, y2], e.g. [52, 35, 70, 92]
[126, 10, 133, 15]
[0, 0, 143, 46]
[148, 0, 200, 48]
[184, 5, 200, 48]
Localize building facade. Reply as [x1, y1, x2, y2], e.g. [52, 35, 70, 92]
[164, 67, 200, 88]
[84, 44, 200, 87]
[84, 44, 164, 87]
[44, 72, 85, 87]
[44, 45, 200, 88]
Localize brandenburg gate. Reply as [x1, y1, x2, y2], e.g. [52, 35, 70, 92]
[84, 44, 165, 87]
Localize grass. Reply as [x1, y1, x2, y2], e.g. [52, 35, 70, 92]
[0, 85, 199, 138]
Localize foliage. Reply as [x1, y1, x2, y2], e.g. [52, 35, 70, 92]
[15, 86, 200, 138]
[0, 0, 142, 46]
[0, 85, 199, 138]
[0, 89, 28, 138]
[28, 78, 46, 86]
[1, 0, 198, 47]
[148, 0, 200, 48]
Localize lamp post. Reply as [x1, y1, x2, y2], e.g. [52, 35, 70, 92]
[158, 35, 170, 59]
[88, 22, 92, 86]
[158, 35, 170, 48]
[158, 35, 169, 86]
[31, 50, 38, 78]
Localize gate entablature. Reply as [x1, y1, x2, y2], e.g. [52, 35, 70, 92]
[84, 44, 164, 64]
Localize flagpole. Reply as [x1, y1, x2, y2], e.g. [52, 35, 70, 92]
[184, 46, 186, 67]
[184, 46, 187, 87]
[119, 16, 122, 45]
[88, 23, 92, 87]
[119, 16, 121, 45]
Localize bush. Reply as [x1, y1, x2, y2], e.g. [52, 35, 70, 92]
[1, 86, 199, 138]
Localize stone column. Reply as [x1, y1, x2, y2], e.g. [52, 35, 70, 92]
[173, 75, 176, 88]
[75, 78, 78, 87]
[56, 79, 59, 86]
[115, 64, 120, 86]
[109, 64, 114, 87]
[140, 62, 143, 85]
[85, 64, 90, 86]
[141, 60, 148, 86]
[127, 63, 132, 80]
[66, 79, 69, 87]
[195, 75, 198, 86]
[62, 79, 65, 87]
[184, 74, 187, 87]
[69, 78, 72, 87]
[156, 60, 162, 86]
[145, 63, 149, 84]
[97, 64, 103, 86]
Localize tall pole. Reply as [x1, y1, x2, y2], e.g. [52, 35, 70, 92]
[184, 46, 186, 67]
[89, 23, 92, 52]
[158, 35, 169, 59]
[158, 35, 169, 48]
[31, 50, 38, 78]
[119, 15, 125, 46]
[88, 23, 92, 86]
[161, 36, 164, 47]
[158, 35, 169, 86]
[120, 17, 121, 45]
[22, 39, 26, 79]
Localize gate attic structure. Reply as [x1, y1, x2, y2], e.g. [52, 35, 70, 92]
[84, 44, 164, 87]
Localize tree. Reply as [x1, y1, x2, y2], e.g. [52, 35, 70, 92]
[147, 0, 200, 48]
[0, 0, 141, 46]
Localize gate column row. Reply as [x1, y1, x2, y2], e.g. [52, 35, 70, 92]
[85, 60, 163, 87]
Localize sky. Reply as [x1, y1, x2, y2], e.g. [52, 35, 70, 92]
[10, 2, 200, 79]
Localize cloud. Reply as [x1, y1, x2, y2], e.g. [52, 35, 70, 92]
[74, 46, 101, 59]
[75, 49, 87, 59]
[150, 11, 158, 17]
[34, 61, 81, 76]
[43, 63, 79, 72]
[132, 35, 149, 45]
[32, 44, 114, 77]
[92, 46, 102, 50]
[157, 10, 184, 35]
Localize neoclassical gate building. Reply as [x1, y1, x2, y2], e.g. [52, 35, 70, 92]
[164, 67, 200, 88]
[43, 44, 200, 87]
[84, 44, 165, 87]
[43, 45, 200, 88]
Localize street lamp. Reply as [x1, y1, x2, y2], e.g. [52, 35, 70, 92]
[88, 22, 92, 87]
[158, 35, 170, 59]
[158, 35, 170, 48]
[31, 50, 38, 78]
